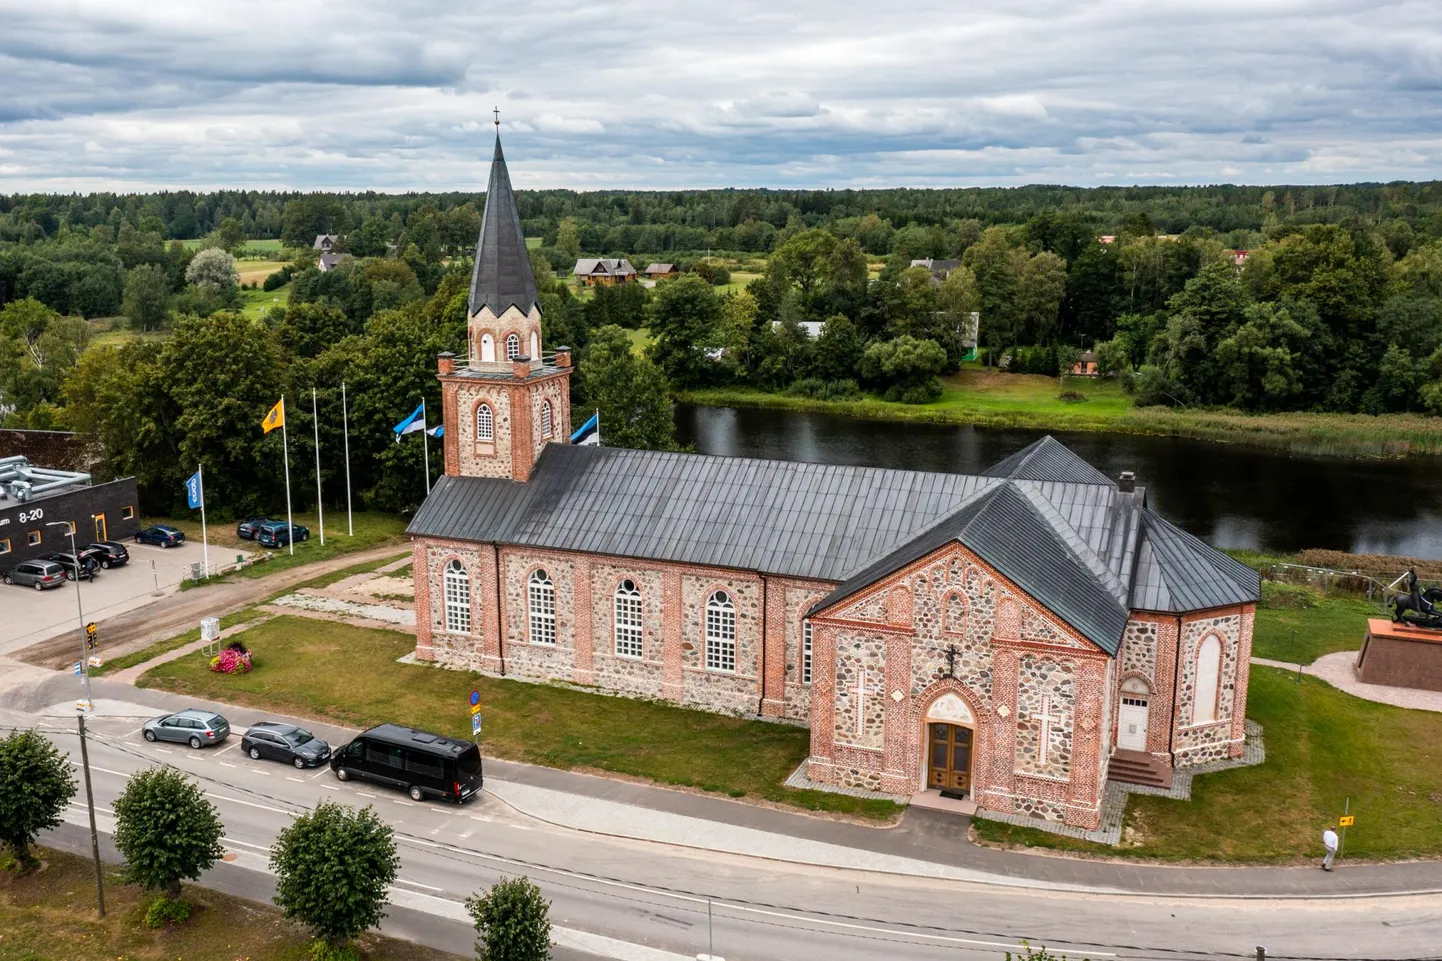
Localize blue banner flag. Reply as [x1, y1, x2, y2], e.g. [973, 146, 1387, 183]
[185, 470, 203, 509]
[570, 411, 599, 446]
[393, 402, 426, 442]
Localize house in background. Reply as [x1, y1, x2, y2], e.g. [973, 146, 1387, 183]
[1070, 351, 1099, 376]
[910, 259, 963, 284]
[644, 263, 679, 280]
[318, 251, 350, 273]
[313, 234, 339, 251]
[573, 259, 638, 286]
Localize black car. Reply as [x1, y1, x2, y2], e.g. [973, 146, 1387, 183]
[236, 517, 279, 540]
[256, 521, 309, 549]
[83, 541, 130, 569]
[135, 524, 185, 547]
[42, 551, 98, 581]
[241, 721, 331, 769]
[331, 724, 483, 803]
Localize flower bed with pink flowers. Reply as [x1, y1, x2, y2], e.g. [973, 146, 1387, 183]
[210, 641, 253, 674]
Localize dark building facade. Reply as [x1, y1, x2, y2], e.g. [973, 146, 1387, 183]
[0, 476, 141, 569]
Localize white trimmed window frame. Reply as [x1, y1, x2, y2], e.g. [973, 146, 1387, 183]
[705, 590, 736, 672]
[801, 618, 812, 685]
[528, 569, 556, 645]
[541, 400, 553, 438]
[505, 332, 521, 361]
[476, 404, 494, 442]
[614, 580, 643, 658]
[443, 559, 471, 634]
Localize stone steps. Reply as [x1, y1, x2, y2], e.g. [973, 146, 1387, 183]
[1107, 749, 1173, 789]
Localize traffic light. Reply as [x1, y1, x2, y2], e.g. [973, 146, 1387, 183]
[85, 622, 98, 650]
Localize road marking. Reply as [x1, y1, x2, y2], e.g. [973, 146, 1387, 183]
[223, 837, 272, 853]
[203, 792, 294, 816]
[392, 800, 413, 806]
[356, 792, 376, 798]
[70, 761, 127, 778]
[286, 776, 304, 783]
[219, 762, 237, 768]
[214, 742, 239, 755]
[310, 769, 329, 780]
[126, 727, 142, 737]
[154, 748, 173, 754]
[470, 815, 492, 822]
[506, 824, 532, 831]
[404, 837, 440, 848]
[70, 801, 115, 816]
[394, 877, 444, 892]
[460, 829, 475, 839]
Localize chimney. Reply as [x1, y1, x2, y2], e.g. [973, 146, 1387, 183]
[554, 345, 572, 369]
[437, 351, 456, 375]
[1118, 470, 1135, 494]
[512, 357, 531, 380]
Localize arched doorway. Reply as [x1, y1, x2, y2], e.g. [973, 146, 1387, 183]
[919, 690, 979, 799]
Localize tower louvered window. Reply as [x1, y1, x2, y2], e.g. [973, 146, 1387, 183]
[706, 591, 736, 672]
[614, 580, 643, 658]
[528, 569, 555, 645]
[506, 333, 521, 361]
[443, 560, 471, 634]
[476, 404, 494, 442]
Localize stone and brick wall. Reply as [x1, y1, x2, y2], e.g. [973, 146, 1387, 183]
[1172, 606, 1253, 765]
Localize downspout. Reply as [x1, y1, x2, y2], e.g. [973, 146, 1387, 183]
[757, 575, 768, 717]
[494, 543, 506, 676]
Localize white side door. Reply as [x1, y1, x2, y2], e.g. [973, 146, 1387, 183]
[1118, 697, 1149, 751]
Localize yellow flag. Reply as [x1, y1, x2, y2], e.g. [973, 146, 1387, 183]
[262, 398, 285, 434]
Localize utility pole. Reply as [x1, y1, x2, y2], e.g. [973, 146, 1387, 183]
[47, 519, 104, 916]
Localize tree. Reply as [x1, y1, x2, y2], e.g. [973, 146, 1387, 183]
[646, 274, 722, 387]
[811, 313, 865, 383]
[578, 325, 678, 450]
[112, 767, 224, 899]
[270, 801, 399, 950]
[755, 229, 867, 323]
[184, 247, 238, 291]
[858, 335, 947, 403]
[555, 217, 581, 261]
[1213, 302, 1307, 409]
[466, 876, 552, 961]
[962, 228, 1023, 364]
[0, 729, 76, 871]
[1015, 249, 1068, 345]
[122, 263, 171, 331]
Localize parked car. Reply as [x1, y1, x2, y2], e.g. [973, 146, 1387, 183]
[330, 724, 482, 803]
[43, 550, 99, 581]
[236, 517, 279, 540]
[256, 521, 310, 549]
[241, 721, 331, 769]
[83, 541, 130, 569]
[141, 709, 231, 749]
[2, 559, 68, 591]
[135, 524, 186, 547]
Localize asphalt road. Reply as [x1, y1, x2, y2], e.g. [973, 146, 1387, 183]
[10, 703, 1442, 961]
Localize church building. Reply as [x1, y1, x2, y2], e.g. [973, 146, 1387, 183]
[407, 134, 1261, 830]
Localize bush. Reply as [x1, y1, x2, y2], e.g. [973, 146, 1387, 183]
[1261, 580, 1320, 610]
[884, 379, 943, 404]
[263, 267, 292, 291]
[1057, 390, 1089, 403]
[467, 876, 552, 961]
[786, 377, 862, 401]
[143, 894, 193, 928]
[113, 766, 225, 898]
[689, 261, 731, 286]
[306, 940, 360, 961]
[270, 801, 399, 949]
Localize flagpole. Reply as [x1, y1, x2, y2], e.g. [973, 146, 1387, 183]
[421, 397, 431, 495]
[342, 381, 353, 537]
[312, 387, 325, 546]
[281, 396, 294, 557]
[197, 463, 209, 578]
[595, 408, 600, 445]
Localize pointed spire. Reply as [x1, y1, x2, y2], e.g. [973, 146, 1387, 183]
[468, 130, 539, 318]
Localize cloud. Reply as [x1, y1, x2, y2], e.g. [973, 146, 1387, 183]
[0, 0, 1439, 191]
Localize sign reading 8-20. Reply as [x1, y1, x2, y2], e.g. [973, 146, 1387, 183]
[15, 508, 43, 523]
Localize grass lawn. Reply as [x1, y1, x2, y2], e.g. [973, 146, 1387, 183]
[1252, 588, 1377, 664]
[139, 616, 900, 821]
[975, 666, 1442, 861]
[715, 270, 760, 295]
[240, 281, 291, 319]
[237, 259, 291, 286]
[93, 608, 269, 676]
[155, 510, 409, 586]
[180, 237, 286, 254]
[0, 847, 461, 961]
[625, 327, 652, 355]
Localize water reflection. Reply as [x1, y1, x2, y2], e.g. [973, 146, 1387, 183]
[674, 404, 1442, 559]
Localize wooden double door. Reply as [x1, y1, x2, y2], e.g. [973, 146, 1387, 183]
[927, 722, 973, 796]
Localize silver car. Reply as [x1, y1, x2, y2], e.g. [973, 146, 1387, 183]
[142, 709, 231, 749]
[3, 559, 68, 591]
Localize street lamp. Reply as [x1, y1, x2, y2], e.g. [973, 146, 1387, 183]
[45, 519, 105, 917]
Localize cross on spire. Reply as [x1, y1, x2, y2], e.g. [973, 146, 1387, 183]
[493, 106, 500, 129]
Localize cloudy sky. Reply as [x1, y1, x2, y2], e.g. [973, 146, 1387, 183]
[1, 0, 1439, 193]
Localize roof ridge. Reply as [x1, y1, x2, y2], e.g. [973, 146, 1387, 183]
[1012, 480, 1128, 603]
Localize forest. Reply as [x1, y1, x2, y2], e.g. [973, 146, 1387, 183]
[3, 180, 1442, 518]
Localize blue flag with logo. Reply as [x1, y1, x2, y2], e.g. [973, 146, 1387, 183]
[185, 470, 203, 509]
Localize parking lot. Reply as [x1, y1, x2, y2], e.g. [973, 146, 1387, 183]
[0, 538, 231, 654]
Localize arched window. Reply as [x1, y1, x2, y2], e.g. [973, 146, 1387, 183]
[505, 333, 521, 361]
[540, 400, 553, 438]
[480, 333, 495, 363]
[801, 618, 813, 685]
[476, 404, 494, 443]
[528, 569, 555, 645]
[1193, 634, 1223, 724]
[530, 329, 539, 360]
[614, 579, 643, 658]
[443, 560, 470, 634]
[706, 590, 736, 672]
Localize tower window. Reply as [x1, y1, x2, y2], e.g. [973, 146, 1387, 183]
[443, 559, 471, 634]
[506, 333, 521, 361]
[528, 569, 555, 645]
[476, 404, 494, 442]
[706, 590, 736, 672]
[480, 333, 495, 363]
[530, 329, 539, 359]
[614, 579, 643, 658]
[541, 400, 553, 438]
[801, 618, 812, 685]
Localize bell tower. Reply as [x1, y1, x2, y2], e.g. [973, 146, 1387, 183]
[437, 125, 572, 481]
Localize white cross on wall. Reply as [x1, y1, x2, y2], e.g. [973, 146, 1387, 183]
[1038, 696, 1065, 766]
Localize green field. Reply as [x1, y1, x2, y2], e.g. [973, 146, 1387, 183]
[240, 281, 290, 319]
[180, 237, 285, 255]
[139, 616, 899, 820]
[1252, 587, 1378, 664]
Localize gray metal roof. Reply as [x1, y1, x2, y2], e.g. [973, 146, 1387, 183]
[409, 435, 1261, 653]
[468, 135, 540, 318]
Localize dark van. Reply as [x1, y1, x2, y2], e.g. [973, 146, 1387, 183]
[330, 724, 482, 803]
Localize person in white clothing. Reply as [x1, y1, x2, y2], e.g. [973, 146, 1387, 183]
[1322, 827, 1339, 871]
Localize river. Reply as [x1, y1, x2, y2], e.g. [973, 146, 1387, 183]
[674, 404, 1442, 560]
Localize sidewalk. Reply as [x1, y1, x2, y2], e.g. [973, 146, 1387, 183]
[13, 667, 1439, 901]
[1253, 654, 1442, 713]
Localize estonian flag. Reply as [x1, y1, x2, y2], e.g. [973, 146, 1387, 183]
[570, 411, 600, 446]
[427, 425, 444, 438]
[393, 402, 426, 442]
